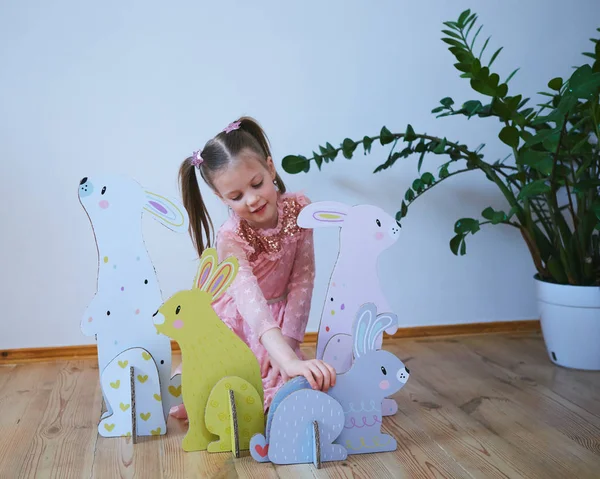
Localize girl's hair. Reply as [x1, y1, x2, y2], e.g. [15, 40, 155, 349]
[179, 116, 287, 258]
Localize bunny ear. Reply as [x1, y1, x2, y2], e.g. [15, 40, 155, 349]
[205, 256, 239, 303]
[367, 312, 399, 352]
[297, 201, 350, 229]
[143, 190, 189, 233]
[194, 248, 218, 290]
[353, 303, 377, 359]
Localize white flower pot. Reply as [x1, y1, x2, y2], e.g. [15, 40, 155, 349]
[535, 276, 600, 370]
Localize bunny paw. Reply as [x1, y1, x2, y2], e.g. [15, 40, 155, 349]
[382, 398, 398, 416]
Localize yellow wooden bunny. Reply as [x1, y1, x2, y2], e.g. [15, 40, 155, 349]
[153, 248, 264, 452]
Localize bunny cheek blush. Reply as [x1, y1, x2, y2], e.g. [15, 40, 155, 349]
[379, 380, 390, 390]
[99, 200, 109, 209]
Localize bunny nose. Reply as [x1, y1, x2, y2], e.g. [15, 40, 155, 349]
[78, 177, 93, 197]
[396, 367, 410, 384]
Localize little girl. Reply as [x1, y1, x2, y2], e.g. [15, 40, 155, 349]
[170, 116, 336, 418]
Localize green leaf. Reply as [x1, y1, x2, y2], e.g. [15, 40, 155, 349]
[548, 77, 563, 91]
[454, 62, 472, 73]
[282, 155, 309, 174]
[479, 36, 490, 59]
[417, 151, 426, 172]
[499, 126, 520, 148]
[568, 64, 600, 99]
[523, 128, 558, 148]
[488, 73, 500, 88]
[573, 180, 600, 194]
[593, 201, 600, 221]
[440, 97, 454, 107]
[431, 106, 445, 113]
[399, 201, 408, 218]
[363, 136, 373, 154]
[541, 129, 561, 152]
[380, 126, 395, 145]
[404, 124, 417, 142]
[505, 68, 520, 83]
[443, 21, 460, 31]
[439, 164, 450, 179]
[449, 234, 464, 255]
[470, 25, 483, 50]
[517, 179, 551, 200]
[341, 138, 357, 159]
[547, 256, 568, 284]
[492, 99, 513, 120]
[404, 188, 415, 202]
[496, 83, 509, 97]
[415, 139, 426, 153]
[471, 78, 496, 96]
[465, 14, 478, 37]
[442, 38, 464, 48]
[313, 152, 323, 170]
[462, 100, 482, 117]
[488, 47, 503, 67]
[421, 172, 435, 185]
[412, 178, 424, 193]
[433, 137, 447, 153]
[457, 9, 471, 26]
[518, 150, 553, 176]
[454, 218, 480, 234]
[481, 206, 508, 224]
[442, 29, 462, 40]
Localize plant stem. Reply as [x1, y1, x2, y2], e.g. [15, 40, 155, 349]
[405, 167, 472, 207]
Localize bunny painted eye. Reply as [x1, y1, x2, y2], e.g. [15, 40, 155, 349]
[175, 305, 181, 315]
[106, 311, 111, 316]
[144, 279, 148, 284]
[381, 366, 387, 375]
[101, 186, 107, 195]
[376, 219, 381, 227]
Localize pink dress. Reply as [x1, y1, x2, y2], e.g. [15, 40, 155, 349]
[213, 191, 315, 411]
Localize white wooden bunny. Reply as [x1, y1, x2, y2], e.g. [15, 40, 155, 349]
[79, 174, 188, 437]
[297, 201, 401, 414]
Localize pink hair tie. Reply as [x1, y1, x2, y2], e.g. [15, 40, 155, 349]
[223, 120, 241, 134]
[191, 150, 203, 167]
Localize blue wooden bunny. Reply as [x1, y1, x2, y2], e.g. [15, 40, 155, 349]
[249, 376, 348, 466]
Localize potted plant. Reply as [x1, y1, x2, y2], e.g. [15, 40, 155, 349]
[282, 10, 600, 370]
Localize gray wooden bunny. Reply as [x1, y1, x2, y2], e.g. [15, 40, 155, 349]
[327, 303, 410, 454]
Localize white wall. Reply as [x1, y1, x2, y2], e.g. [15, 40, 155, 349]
[1, 0, 598, 349]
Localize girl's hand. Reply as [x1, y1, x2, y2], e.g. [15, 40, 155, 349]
[261, 354, 290, 383]
[284, 358, 337, 392]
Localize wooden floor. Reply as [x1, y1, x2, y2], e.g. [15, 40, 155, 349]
[1, 332, 599, 478]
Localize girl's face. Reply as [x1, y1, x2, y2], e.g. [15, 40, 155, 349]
[212, 149, 279, 230]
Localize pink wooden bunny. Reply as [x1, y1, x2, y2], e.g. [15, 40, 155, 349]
[297, 201, 401, 415]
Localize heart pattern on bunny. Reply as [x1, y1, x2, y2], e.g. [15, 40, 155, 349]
[78, 175, 188, 433]
[297, 201, 401, 415]
[327, 303, 410, 454]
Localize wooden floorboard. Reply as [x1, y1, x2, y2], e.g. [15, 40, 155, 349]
[0, 333, 599, 478]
